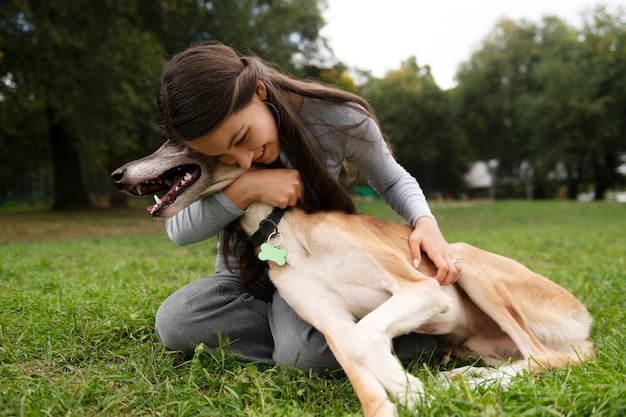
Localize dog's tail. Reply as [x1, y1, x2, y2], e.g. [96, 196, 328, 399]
[521, 340, 595, 373]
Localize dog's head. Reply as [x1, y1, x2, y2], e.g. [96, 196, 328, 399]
[111, 140, 246, 218]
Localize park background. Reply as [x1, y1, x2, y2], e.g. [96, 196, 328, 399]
[1, 0, 625, 208]
[1, 2, 625, 416]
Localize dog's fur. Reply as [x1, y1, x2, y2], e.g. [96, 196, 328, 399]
[112, 140, 594, 417]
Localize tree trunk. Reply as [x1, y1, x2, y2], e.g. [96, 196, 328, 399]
[567, 180, 580, 200]
[594, 177, 607, 201]
[532, 179, 548, 199]
[48, 108, 92, 210]
[594, 150, 618, 201]
[566, 166, 581, 200]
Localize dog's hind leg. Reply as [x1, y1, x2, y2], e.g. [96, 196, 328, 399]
[448, 243, 593, 380]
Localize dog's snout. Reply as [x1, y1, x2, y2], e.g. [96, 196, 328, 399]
[110, 167, 126, 184]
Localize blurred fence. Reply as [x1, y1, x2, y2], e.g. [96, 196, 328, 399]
[0, 163, 110, 205]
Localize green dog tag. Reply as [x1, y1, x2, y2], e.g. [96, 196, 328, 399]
[258, 243, 288, 266]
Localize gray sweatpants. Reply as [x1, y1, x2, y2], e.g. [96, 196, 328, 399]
[155, 255, 438, 373]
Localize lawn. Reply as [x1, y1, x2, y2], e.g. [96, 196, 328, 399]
[0, 200, 624, 416]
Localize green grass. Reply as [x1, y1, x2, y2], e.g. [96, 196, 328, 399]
[1, 200, 625, 416]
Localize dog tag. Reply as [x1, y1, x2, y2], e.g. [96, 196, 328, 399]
[258, 243, 288, 266]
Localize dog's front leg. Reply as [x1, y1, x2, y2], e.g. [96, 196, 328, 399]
[322, 319, 400, 417]
[271, 269, 397, 417]
[355, 278, 452, 410]
[297, 304, 398, 417]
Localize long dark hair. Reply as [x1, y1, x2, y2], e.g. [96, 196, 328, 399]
[158, 43, 377, 283]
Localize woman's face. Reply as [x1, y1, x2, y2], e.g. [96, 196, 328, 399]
[185, 82, 280, 169]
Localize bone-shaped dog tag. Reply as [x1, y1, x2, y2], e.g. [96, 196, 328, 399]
[258, 243, 288, 266]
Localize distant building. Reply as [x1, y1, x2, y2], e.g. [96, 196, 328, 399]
[464, 155, 626, 201]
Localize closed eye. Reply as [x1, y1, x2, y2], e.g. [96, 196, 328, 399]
[235, 130, 249, 147]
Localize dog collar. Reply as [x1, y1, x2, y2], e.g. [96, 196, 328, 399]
[247, 207, 286, 247]
[248, 207, 288, 266]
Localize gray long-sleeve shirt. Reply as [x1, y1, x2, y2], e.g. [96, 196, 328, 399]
[165, 98, 433, 247]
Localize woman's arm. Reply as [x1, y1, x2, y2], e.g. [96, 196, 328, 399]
[324, 106, 461, 284]
[166, 169, 303, 246]
[165, 191, 244, 246]
[342, 116, 433, 225]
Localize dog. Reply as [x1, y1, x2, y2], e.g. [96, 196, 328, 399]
[112, 140, 594, 417]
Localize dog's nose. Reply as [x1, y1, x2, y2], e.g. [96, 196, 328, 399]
[110, 167, 125, 184]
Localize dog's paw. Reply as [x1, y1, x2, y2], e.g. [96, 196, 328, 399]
[392, 373, 428, 410]
[363, 399, 398, 417]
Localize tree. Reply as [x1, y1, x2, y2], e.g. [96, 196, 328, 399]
[455, 9, 626, 200]
[456, 18, 545, 197]
[131, 0, 329, 74]
[1, 1, 164, 209]
[0, 0, 330, 209]
[514, 17, 586, 199]
[578, 6, 626, 199]
[362, 58, 468, 197]
[301, 63, 360, 93]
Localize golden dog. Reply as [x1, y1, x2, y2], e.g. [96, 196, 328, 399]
[112, 140, 594, 417]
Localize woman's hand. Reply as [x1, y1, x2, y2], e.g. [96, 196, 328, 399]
[409, 216, 461, 285]
[223, 168, 303, 209]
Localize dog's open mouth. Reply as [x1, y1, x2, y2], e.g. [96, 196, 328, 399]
[129, 165, 200, 217]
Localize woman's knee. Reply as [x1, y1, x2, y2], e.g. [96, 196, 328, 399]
[154, 276, 235, 353]
[269, 293, 340, 372]
[272, 328, 340, 372]
[154, 275, 276, 362]
[155, 292, 200, 353]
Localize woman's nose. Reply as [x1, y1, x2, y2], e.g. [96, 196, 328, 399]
[233, 149, 253, 169]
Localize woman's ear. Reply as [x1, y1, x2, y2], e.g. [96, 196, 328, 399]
[255, 80, 268, 100]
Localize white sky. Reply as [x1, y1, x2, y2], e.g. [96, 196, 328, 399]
[322, 0, 626, 89]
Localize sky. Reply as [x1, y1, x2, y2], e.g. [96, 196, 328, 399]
[321, 0, 626, 89]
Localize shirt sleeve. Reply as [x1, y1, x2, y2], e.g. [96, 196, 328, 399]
[165, 191, 245, 246]
[341, 112, 435, 227]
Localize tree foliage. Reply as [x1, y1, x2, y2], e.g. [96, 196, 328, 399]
[0, 0, 329, 208]
[362, 58, 468, 197]
[1, 1, 167, 208]
[1, 2, 625, 206]
[455, 7, 626, 199]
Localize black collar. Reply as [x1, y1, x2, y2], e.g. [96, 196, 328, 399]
[247, 207, 286, 247]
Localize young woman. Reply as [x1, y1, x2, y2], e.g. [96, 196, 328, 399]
[154, 43, 461, 372]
